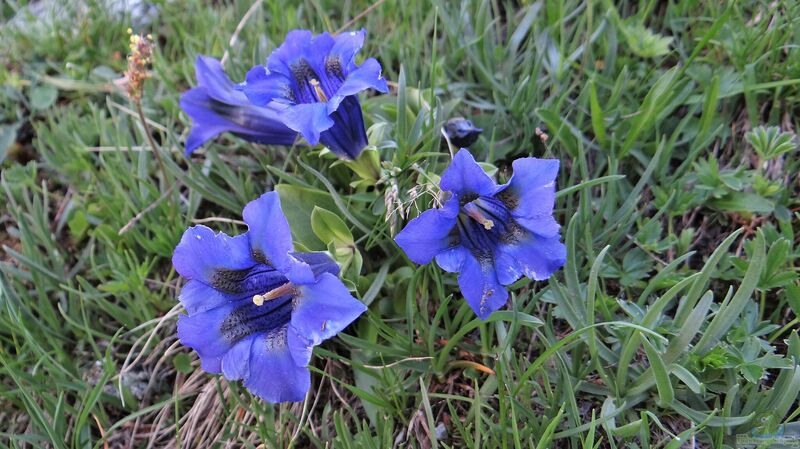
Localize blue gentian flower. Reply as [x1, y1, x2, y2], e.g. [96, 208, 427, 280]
[442, 117, 483, 148]
[179, 56, 299, 156]
[172, 192, 366, 402]
[395, 149, 566, 319]
[241, 29, 388, 159]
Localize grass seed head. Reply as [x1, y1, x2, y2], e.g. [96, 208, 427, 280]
[124, 30, 154, 100]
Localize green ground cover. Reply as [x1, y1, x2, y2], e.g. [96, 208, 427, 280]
[1, 0, 799, 447]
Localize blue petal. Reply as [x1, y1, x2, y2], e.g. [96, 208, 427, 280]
[267, 30, 334, 80]
[194, 55, 246, 105]
[242, 192, 315, 284]
[443, 118, 483, 147]
[242, 65, 293, 106]
[279, 103, 334, 146]
[172, 225, 254, 285]
[180, 88, 238, 154]
[178, 295, 293, 373]
[329, 29, 366, 72]
[180, 88, 297, 155]
[289, 273, 366, 366]
[435, 246, 469, 273]
[177, 305, 238, 373]
[319, 96, 368, 159]
[493, 249, 523, 286]
[266, 30, 314, 77]
[395, 197, 460, 265]
[509, 157, 559, 187]
[329, 58, 388, 111]
[504, 158, 560, 237]
[515, 214, 560, 239]
[177, 266, 288, 313]
[440, 149, 498, 196]
[287, 328, 313, 367]
[496, 233, 566, 283]
[457, 253, 509, 319]
[178, 279, 238, 315]
[294, 252, 340, 277]
[243, 326, 310, 403]
[182, 114, 229, 155]
[180, 59, 298, 155]
[221, 334, 256, 381]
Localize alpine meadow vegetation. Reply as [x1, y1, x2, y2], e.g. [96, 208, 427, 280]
[1, 1, 799, 448]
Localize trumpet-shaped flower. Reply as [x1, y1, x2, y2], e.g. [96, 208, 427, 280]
[172, 192, 366, 402]
[241, 29, 388, 159]
[395, 149, 566, 319]
[442, 117, 483, 148]
[179, 56, 299, 156]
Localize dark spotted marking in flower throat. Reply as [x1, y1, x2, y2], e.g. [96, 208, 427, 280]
[473, 248, 494, 267]
[209, 101, 256, 129]
[459, 193, 479, 206]
[282, 85, 296, 103]
[445, 228, 462, 249]
[496, 188, 519, 210]
[290, 59, 317, 84]
[325, 56, 345, 80]
[456, 194, 528, 257]
[220, 297, 292, 343]
[211, 268, 253, 293]
[211, 265, 287, 295]
[500, 221, 527, 245]
[252, 249, 270, 266]
[263, 324, 289, 350]
[290, 59, 323, 104]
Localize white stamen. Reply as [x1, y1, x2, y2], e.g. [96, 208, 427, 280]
[252, 283, 297, 306]
[253, 294, 265, 306]
[309, 79, 328, 102]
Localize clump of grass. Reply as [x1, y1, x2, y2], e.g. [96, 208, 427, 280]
[1, 1, 799, 448]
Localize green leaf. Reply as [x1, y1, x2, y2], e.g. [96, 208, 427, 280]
[691, 74, 720, 151]
[619, 68, 680, 157]
[477, 161, 498, 177]
[534, 405, 564, 449]
[670, 364, 704, 394]
[745, 126, 797, 160]
[67, 209, 90, 238]
[665, 290, 713, 363]
[361, 262, 390, 306]
[589, 79, 607, 147]
[311, 206, 361, 278]
[761, 366, 800, 426]
[29, 84, 59, 110]
[642, 337, 674, 405]
[709, 191, 775, 214]
[785, 283, 800, 316]
[341, 147, 381, 183]
[739, 363, 763, 384]
[172, 353, 193, 374]
[275, 184, 338, 250]
[695, 231, 767, 353]
[98, 280, 129, 294]
[669, 400, 754, 427]
[555, 175, 625, 199]
[621, 23, 673, 58]
[311, 206, 354, 246]
[0, 123, 19, 164]
[673, 229, 743, 325]
[536, 107, 579, 157]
